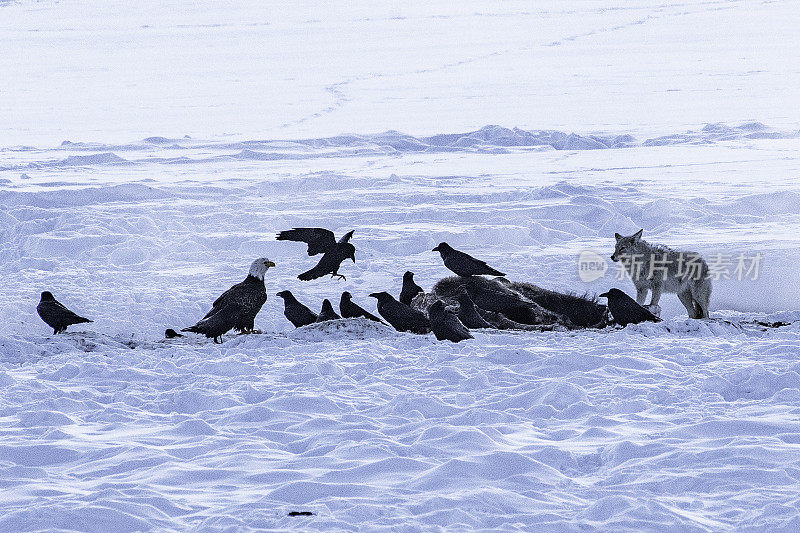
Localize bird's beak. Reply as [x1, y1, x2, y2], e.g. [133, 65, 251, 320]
[265, 261, 276, 268]
[599, 292, 609, 298]
[431, 246, 439, 252]
[368, 293, 378, 298]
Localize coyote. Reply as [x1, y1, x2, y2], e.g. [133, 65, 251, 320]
[611, 230, 711, 318]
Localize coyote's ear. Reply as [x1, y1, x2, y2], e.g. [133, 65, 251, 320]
[614, 233, 622, 241]
[633, 229, 643, 241]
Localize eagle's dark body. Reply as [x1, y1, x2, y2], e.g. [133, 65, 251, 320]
[183, 259, 273, 343]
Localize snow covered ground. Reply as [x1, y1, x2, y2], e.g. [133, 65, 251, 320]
[2, 0, 800, 530]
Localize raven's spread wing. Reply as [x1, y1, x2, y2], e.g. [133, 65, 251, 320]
[297, 258, 329, 281]
[337, 230, 355, 245]
[277, 228, 337, 256]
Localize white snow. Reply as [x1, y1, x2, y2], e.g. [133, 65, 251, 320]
[2, 0, 800, 530]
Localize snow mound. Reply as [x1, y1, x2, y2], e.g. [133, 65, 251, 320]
[289, 318, 400, 341]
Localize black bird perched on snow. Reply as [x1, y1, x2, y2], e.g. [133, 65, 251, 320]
[432, 242, 505, 277]
[165, 328, 184, 338]
[369, 291, 430, 334]
[276, 227, 356, 281]
[340, 291, 384, 323]
[316, 299, 341, 322]
[183, 258, 274, 343]
[599, 288, 661, 327]
[399, 271, 423, 305]
[276, 290, 318, 327]
[429, 300, 473, 342]
[37, 291, 92, 334]
[456, 290, 495, 329]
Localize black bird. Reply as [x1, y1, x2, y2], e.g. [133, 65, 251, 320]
[277, 227, 341, 256]
[277, 228, 356, 281]
[276, 290, 318, 327]
[432, 242, 505, 277]
[369, 291, 430, 334]
[340, 291, 384, 323]
[456, 290, 495, 329]
[599, 288, 661, 327]
[183, 258, 274, 343]
[37, 291, 92, 334]
[316, 299, 341, 322]
[399, 271, 423, 305]
[165, 328, 184, 338]
[428, 300, 473, 342]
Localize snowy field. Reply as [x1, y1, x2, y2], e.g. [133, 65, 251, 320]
[2, 0, 800, 531]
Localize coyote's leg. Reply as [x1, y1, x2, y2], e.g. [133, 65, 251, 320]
[648, 282, 662, 306]
[677, 289, 697, 318]
[691, 279, 712, 319]
[636, 286, 649, 305]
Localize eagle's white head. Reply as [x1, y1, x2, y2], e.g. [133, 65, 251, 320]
[249, 257, 276, 280]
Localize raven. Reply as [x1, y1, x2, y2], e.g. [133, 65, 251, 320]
[340, 291, 384, 323]
[276, 290, 318, 327]
[429, 300, 473, 342]
[432, 242, 505, 277]
[369, 291, 430, 334]
[277, 228, 356, 281]
[399, 271, 423, 305]
[316, 299, 341, 322]
[599, 288, 661, 327]
[37, 291, 92, 334]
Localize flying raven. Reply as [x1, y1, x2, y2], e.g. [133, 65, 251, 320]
[277, 228, 356, 281]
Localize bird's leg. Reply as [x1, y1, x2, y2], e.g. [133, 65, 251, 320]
[331, 273, 347, 281]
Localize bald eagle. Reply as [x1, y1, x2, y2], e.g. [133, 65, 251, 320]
[183, 258, 275, 343]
